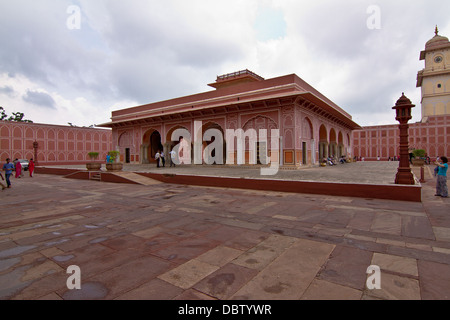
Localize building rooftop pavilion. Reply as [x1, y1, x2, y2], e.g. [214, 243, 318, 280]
[98, 70, 359, 130]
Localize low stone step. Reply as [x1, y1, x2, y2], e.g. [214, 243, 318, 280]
[90, 173, 101, 181]
[111, 172, 162, 185]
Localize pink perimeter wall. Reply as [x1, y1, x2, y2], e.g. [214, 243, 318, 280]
[352, 115, 450, 160]
[0, 121, 112, 165]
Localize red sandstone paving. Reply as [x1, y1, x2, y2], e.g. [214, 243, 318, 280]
[10, 271, 69, 300]
[115, 278, 184, 300]
[193, 263, 259, 300]
[387, 246, 450, 265]
[144, 232, 191, 253]
[219, 228, 270, 252]
[50, 243, 115, 268]
[424, 204, 450, 228]
[401, 216, 435, 240]
[319, 210, 355, 228]
[1, 173, 450, 300]
[173, 288, 217, 300]
[318, 245, 373, 290]
[63, 255, 172, 300]
[151, 236, 222, 265]
[351, 198, 425, 212]
[65, 248, 145, 280]
[418, 260, 450, 300]
[164, 218, 216, 232]
[347, 211, 376, 231]
[101, 234, 147, 251]
[52, 230, 115, 252]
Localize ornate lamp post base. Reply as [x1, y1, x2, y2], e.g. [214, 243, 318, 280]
[395, 167, 415, 185]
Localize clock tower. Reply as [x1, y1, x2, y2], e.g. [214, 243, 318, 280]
[416, 26, 450, 120]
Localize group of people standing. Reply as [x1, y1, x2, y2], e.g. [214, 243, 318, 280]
[1, 158, 35, 190]
[154, 149, 177, 168]
[322, 155, 347, 166]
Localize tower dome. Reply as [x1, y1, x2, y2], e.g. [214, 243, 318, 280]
[425, 26, 449, 50]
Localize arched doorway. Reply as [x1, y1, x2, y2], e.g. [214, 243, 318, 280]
[302, 117, 314, 165]
[347, 133, 351, 158]
[118, 131, 132, 163]
[150, 131, 163, 157]
[240, 116, 279, 165]
[318, 124, 328, 161]
[141, 129, 163, 164]
[202, 122, 226, 165]
[329, 128, 337, 157]
[338, 131, 344, 158]
[166, 125, 193, 164]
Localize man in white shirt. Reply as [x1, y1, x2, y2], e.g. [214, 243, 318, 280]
[155, 151, 161, 168]
[169, 149, 177, 167]
[160, 151, 166, 167]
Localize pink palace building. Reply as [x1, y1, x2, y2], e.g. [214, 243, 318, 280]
[353, 28, 450, 161]
[99, 70, 360, 167]
[3, 29, 447, 167]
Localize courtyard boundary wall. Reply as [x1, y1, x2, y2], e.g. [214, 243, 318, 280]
[0, 121, 112, 165]
[353, 115, 450, 161]
[34, 167, 422, 202]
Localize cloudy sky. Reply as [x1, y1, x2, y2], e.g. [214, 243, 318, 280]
[0, 0, 449, 128]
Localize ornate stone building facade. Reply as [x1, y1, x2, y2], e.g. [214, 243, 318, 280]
[99, 70, 360, 166]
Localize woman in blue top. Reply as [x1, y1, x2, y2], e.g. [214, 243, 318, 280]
[435, 156, 448, 198]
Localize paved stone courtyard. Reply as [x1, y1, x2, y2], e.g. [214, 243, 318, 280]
[0, 163, 449, 300]
[45, 160, 401, 185]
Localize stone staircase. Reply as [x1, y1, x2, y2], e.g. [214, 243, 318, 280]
[89, 172, 101, 181]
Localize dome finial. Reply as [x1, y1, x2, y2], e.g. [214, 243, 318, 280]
[435, 25, 439, 36]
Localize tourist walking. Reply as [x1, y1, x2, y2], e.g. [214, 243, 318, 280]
[14, 158, 22, 178]
[29, 158, 35, 177]
[169, 149, 176, 167]
[435, 156, 448, 198]
[2, 158, 14, 188]
[160, 151, 166, 167]
[155, 151, 161, 168]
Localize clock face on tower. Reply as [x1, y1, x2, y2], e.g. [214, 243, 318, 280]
[434, 56, 443, 63]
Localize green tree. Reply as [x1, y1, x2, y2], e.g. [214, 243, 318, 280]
[0, 107, 33, 123]
[0, 107, 7, 120]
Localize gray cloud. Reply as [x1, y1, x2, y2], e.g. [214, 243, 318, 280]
[80, 1, 252, 103]
[0, 85, 15, 97]
[0, 0, 449, 127]
[22, 90, 56, 109]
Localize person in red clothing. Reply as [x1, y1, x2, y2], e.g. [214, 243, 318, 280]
[14, 158, 22, 178]
[29, 158, 35, 177]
